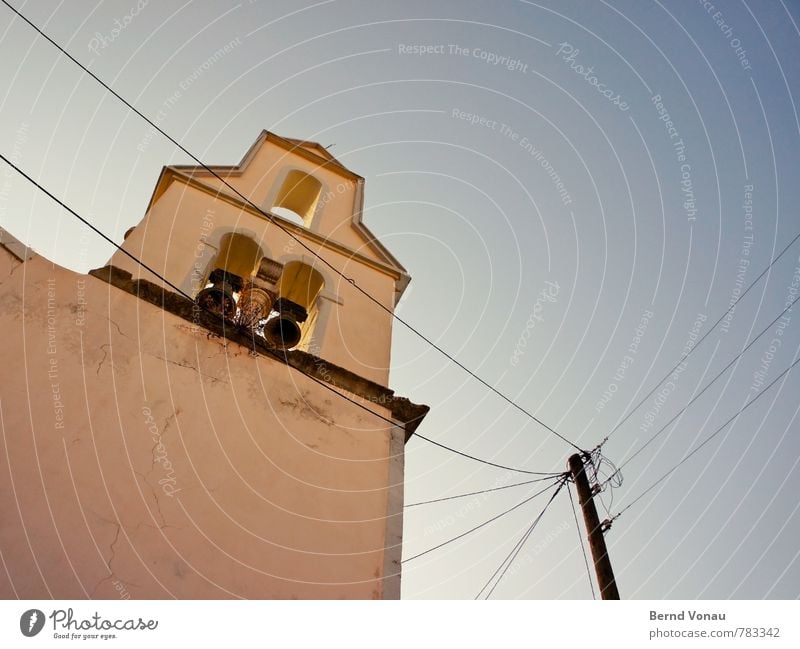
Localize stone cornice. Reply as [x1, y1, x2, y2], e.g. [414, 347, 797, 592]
[90, 265, 428, 440]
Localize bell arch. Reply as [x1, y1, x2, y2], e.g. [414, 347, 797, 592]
[269, 169, 323, 228]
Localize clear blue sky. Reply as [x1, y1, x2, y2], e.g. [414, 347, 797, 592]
[1, 0, 799, 599]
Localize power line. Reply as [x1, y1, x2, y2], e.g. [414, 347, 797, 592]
[292, 356, 560, 474]
[476, 477, 567, 599]
[475, 529, 532, 599]
[0, 152, 558, 478]
[597, 229, 800, 449]
[402, 477, 563, 563]
[406, 474, 567, 508]
[586, 447, 621, 517]
[567, 481, 596, 600]
[411, 433, 564, 475]
[607, 289, 800, 482]
[0, 152, 193, 301]
[610, 351, 800, 522]
[0, 0, 581, 453]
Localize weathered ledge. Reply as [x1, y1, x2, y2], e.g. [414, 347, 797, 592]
[89, 265, 428, 440]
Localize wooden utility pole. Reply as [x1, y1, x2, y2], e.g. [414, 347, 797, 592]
[568, 453, 620, 600]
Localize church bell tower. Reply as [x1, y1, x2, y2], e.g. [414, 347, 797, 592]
[0, 131, 427, 600]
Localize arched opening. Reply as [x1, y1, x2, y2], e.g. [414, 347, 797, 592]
[269, 170, 322, 227]
[193, 232, 326, 353]
[262, 261, 325, 351]
[277, 260, 325, 309]
[195, 232, 264, 319]
[214, 232, 262, 280]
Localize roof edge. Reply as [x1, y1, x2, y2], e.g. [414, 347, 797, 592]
[0, 227, 35, 262]
[89, 264, 429, 439]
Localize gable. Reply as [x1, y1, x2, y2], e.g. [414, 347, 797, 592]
[165, 131, 406, 276]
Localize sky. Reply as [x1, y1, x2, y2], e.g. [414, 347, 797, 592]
[1, 0, 799, 599]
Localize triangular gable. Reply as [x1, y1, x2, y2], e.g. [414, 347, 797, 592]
[280, 136, 347, 168]
[149, 131, 410, 298]
[173, 131, 359, 179]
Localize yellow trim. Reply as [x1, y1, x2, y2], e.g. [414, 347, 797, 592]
[158, 169, 404, 282]
[142, 131, 412, 302]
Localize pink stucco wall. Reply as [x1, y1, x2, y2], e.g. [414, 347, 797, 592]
[0, 247, 404, 599]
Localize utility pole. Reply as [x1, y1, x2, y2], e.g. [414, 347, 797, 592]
[568, 453, 620, 600]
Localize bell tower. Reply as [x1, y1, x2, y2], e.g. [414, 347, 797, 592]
[0, 132, 427, 600]
[112, 131, 410, 385]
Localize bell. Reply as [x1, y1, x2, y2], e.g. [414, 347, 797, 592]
[196, 270, 239, 320]
[263, 298, 308, 350]
[236, 286, 274, 329]
[196, 281, 237, 320]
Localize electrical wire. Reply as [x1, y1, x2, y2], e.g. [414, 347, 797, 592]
[610, 351, 800, 522]
[590, 449, 621, 516]
[480, 477, 567, 599]
[0, 152, 558, 478]
[295, 358, 560, 475]
[606, 290, 800, 483]
[0, 151, 193, 301]
[406, 473, 567, 508]
[474, 528, 533, 599]
[567, 481, 596, 600]
[402, 477, 563, 563]
[597, 229, 800, 449]
[0, 0, 582, 453]
[10, 1, 797, 593]
[411, 433, 563, 475]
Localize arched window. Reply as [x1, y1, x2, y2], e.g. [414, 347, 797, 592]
[193, 231, 326, 352]
[270, 170, 322, 227]
[195, 232, 263, 319]
[214, 232, 262, 280]
[262, 261, 325, 351]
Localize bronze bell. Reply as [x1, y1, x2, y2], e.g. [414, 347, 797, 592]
[236, 286, 275, 329]
[263, 298, 308, 350]
[196, 269, 241, 321]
